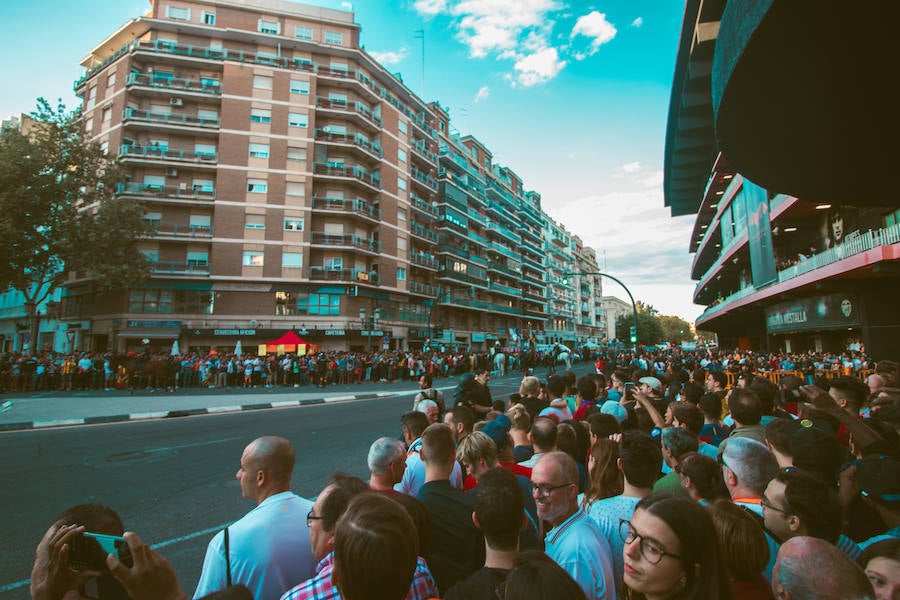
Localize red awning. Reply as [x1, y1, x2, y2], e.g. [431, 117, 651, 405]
[264, 330, 308, 353]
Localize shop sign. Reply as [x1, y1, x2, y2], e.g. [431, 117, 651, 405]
[126, 320, 182, 328]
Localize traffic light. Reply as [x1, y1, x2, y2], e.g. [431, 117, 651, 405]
[629, 325, 637, 343]
[562, 275, 569, 285]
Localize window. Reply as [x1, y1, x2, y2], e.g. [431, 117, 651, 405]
[287, 147, 307, 161]
[397, 178, 407, 191]
[101, 107, 111, 125]
[328, 92, 348, 105]
[288, 112, 308, 128]
[245, 214, 266, 229]
[324, 257, 343, 270]
[284, 218, 304, 231]
[197, 108, 219, 122]
[166, 6, 191, 20]
[243, 251, 264, 266]
[398, 121, 407, 135]
[141, 249, 160, 263]
[129, 289, 213, 314]
[189, 214, 211, 232]
[258, 19, 280, 34]
[290, 79, 310, 95]
[247, 179, 267, 193]
[294, 26, 313, 40]
[99, 141, 109, 155]
[202, 11, 215, 25]
[398, 149, 407, 163]
[398, 208, 407, 221]
[322, 124, 347, 135]
[286, 182, 305, 196]
[194, 143, 216, 157]
[192, 179, 214, 192]
[309, 293, 340, 315]
[107, 74, 116, 88]
[253, 75, 273, 90]
[324, 31, 343, 45]
[282, 252, 303, 268]
[86, 87, 96, 110]
[249, 143, 270, 158]
[143, 175, 165, 190]
[397, 237, 407, 251]
[329, 61, 349, 73]
[150, 139, 169, 152]
[200, 76, 220, 88]
[250, 108, 272, 123]
[143, 212, 162, 226]
[186, 251, 209, 266]
[84, 117, 93, 135]
[397, 268, 406, 281]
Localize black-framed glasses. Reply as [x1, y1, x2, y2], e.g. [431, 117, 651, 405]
[760, 497, 789, 515]
[619, 519, 681, 565]
[530, 482, 573, 497]
[307, 510, 324, 527]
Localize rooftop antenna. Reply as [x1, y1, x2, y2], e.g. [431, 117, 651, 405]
[414, 29, 425, 98]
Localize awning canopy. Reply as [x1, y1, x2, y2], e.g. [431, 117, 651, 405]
[263, 330, 309, 353]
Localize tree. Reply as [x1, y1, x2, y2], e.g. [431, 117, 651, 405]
[616, 302, 665, 346]
[0, 99, 153, 354]
[658, 315, 695, 343]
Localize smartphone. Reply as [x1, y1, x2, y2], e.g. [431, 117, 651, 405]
[68, 532, 133, 572]
[624, 382, 635, 403]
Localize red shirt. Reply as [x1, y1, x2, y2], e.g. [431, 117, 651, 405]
[499, 461, 532, 478]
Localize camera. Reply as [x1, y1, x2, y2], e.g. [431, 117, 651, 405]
[68, 532, 133, 572]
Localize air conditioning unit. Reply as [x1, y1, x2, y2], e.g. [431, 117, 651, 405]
[170, 98, 183, 107]
[167, 168, 178, 177]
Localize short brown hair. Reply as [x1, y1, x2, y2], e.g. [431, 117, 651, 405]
[333, 493, 418, 600]
[707, 498, 769, 580]
[420, 423, 456, 465]
[458, 431, 498, 468]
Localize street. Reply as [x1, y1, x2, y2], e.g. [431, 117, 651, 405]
[0, 366, 580, 598]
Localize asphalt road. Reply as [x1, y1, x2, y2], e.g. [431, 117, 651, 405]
[1, 366, 583, 599]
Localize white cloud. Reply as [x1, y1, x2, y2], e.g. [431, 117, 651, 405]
[619, 161, 642, 174]
[474, 85, 490, 102]
[340, 1, 353, 11]
[570, 11, 617, 57]
[413, 0, 449, 15]
[631, 17, 643, 28]
[513, 47, 566, 86]
[369, 48, 407, 65]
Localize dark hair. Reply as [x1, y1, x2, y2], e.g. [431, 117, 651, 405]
[420, 373, 434, 387]
[699, 391, 726, 421]
[777, 468, 842, 543]
[401, 411, 430, 440]
[672, 403, 704, 436]
[561, 419, 591, 467]
[420, 423, 456, 465]
[530, 417, 558, 451]
[660, 427, 699, 460]
[503, 550, 588, 600]
[445, 405, 475, 435]
[764, 418, 801, 455]
[708, 371, 728, 389]
[55, 504, 124, 536]
[619, 431, 662, 489]
[728, 389, 763, 425]
[587, 413, 621, 439]
[681, 382, 704, 405]
[857, 538, 900, 570]
[547, 374, 567, 398]
[390, 493, 431, 555]
[707, 499, 769, 581]
[576, 376, 597, 402]
[829, 376, 869, 413]
[333, 493, 418, 600]
[321, 473, 371, 531]
[583, 438, 623, 506]
[679, 452, 730, 502]
[473, 467, 523, 551]
[633, 494, 731, 600]
[556, 423, 578, 465]
[748, 378, 777, 415]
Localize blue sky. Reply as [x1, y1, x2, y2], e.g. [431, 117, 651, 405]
[0, 0, 702, 322]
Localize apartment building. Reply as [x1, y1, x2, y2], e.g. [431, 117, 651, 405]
[63, 0, 602, 354]
[666, 0, 900, 358]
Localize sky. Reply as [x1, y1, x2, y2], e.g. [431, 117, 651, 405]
[0, 0, 703, 322]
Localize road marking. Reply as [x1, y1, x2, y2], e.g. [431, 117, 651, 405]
[0, 400, 12, 413]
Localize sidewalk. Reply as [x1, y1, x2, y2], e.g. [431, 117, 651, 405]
[0, 385, 406, 432]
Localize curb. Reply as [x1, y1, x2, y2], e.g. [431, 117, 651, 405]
[0, 392, 394, 433]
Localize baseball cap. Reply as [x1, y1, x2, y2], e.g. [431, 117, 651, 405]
[790, 421, 841, 480]
[639, 376, 662, 392]
[855, 455, 900, 503]
[482, 414, 512, 451]
[600, 399, 628, 424]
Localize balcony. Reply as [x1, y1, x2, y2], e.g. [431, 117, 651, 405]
[488, 242, 519, 261]
[489, 282, 522, 297]
[468, 253, 488, 266]
[118, 145, 217, 166]
[314, 129, 383, 162]
[410, 253, 439, 270]
[466, 208, 487, 227]
[150, 261, 210, 275]
[776, 225, 900, 283]
[410, 167, 438, 193]
[488, 262, 520, 279]
[117, 182, 216, 202]
[310, 232, 381, 254]
[408, 280, 439, 297]
[315, 96, 383, 132]
[125, 73, 222, 96]
[313, 163, 381, 193]
[486, 222, 522, 245]
[410, 222, 438, 243]
[410, 194, 438, 219]
[469, 231, 490, 248]
[439, 245, 469, 260]
[486, 200, 517, 224]
[308, 267, 379, 284]
[150, 222, 213, 238]
[123, 108, 220, 131]
[310, 196, 381, 223]
[410, 140, 438, 164]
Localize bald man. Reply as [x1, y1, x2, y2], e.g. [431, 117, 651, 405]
[772, 536, 874, 600]
[194, 436, 316, 600]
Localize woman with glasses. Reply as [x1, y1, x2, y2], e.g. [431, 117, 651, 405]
[620, 493, 732, 600]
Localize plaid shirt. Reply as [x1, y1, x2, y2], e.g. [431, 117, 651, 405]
[280, 552, 439, 600]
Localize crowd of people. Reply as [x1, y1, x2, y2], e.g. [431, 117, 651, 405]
[28, 346, 900, 599]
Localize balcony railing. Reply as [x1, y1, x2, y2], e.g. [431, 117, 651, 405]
[125, 73, 222, 95]
[408, 280, 439, 296]
[489, 282, 521, 297]
[410, 253, 439, 269]
[123, 108, 220, 128]
[308, 267, 379, 284]
[410, 194, 438, 218]
[777, 224, 900, 282]
[150, 261, 210, 275]
[488, 242, 519, 260]
[314, 129, 383, 158]
[310, 232, 381, 253]
[410, 222, 438, 243]
[118, 145, 217, 163]
[150, 223, 213, 238]
[117, 182, 216, 200]
[313, 163, 381, 189]
[315, 97, 383, 129]
[410, 166, 437, 191]
[311, 196, 381, 221]
[487, 221, 522, 244]
[411, 140, 438, 163]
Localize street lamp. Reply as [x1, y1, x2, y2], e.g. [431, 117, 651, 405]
[563, 271, 639, 348]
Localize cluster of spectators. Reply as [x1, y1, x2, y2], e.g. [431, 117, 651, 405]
[30, 354, 900, 600]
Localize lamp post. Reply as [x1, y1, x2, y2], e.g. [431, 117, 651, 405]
[563, 271, 639, 349]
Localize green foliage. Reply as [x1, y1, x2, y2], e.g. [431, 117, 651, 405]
[0, 99, 153, 319]
[658, 315, 695, 343]
[616, 303, 695, 345]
